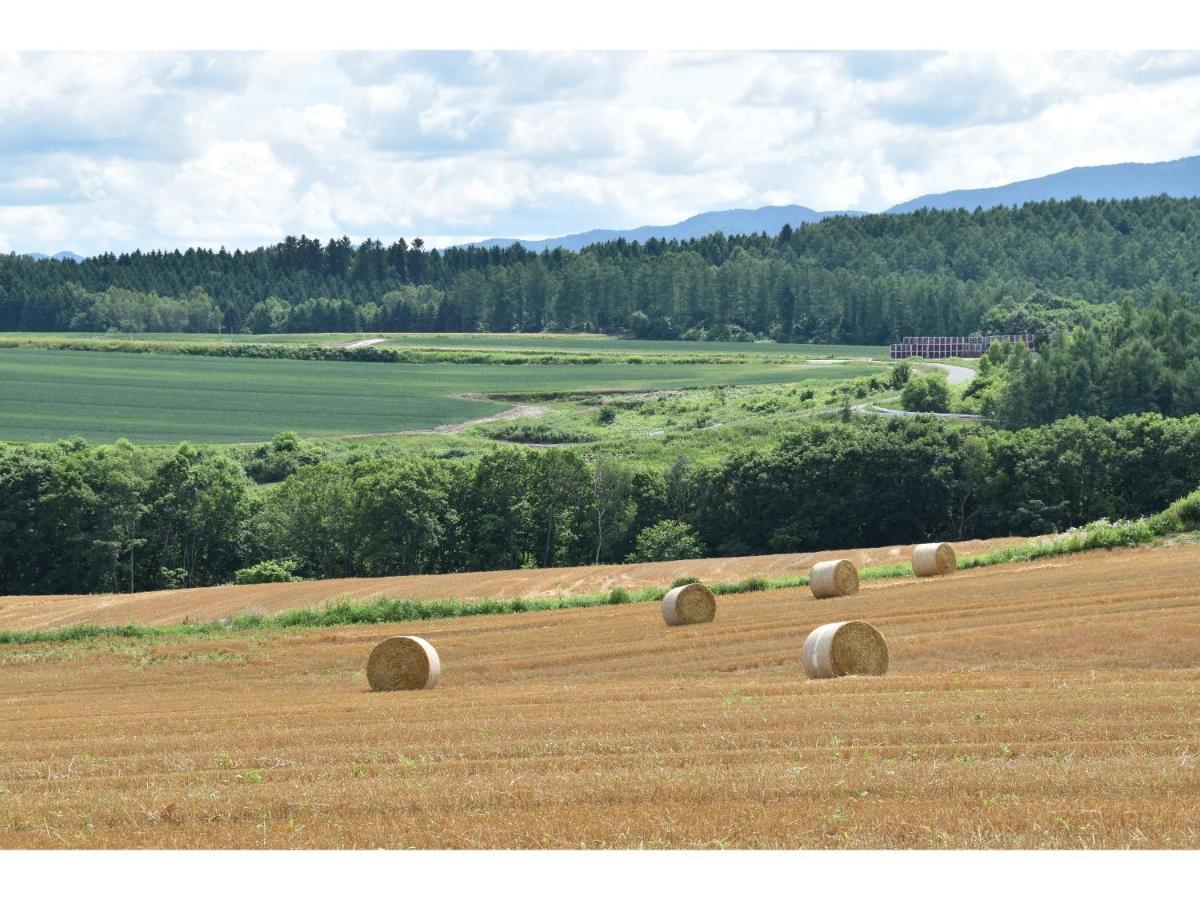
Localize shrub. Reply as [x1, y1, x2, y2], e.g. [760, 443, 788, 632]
[244, 431, 324, 483]
[484, 422, 589, 443]
[889, 361, 913, 389]
[627, 520, 707, 563]
[712, 576, 768, 595]
[1152, 486, 1200, 534]
[900, 372, 951, 412]
[234, 559, 300, 585]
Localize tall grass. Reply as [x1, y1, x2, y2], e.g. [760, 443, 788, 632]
[958, 488, 1200, 570]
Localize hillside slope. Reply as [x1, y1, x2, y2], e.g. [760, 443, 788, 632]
[0, 537, 1028, 630]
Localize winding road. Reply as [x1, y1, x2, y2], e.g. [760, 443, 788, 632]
[929, 362, 976, 385]
[855, 360, 988, 420]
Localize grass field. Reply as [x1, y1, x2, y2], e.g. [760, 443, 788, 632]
[1, 331, 886, 358]
[0, 347, 875, 443]
[1, 542, 1198, 848]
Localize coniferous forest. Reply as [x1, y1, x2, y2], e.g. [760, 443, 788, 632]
[3, 195, 1200, 342]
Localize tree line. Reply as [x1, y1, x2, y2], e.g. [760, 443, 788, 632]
[4, 414, 1199, 596]
[959, 292, 1200, 425]
[4, 195, 1200, 342]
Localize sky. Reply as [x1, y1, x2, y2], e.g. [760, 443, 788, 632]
[3, 50, 1200, 256]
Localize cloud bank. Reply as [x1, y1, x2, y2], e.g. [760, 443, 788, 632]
[2, 50, 1199, 254]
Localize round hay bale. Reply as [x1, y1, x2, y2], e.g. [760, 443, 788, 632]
[912, 541, 956, 577]
[809, 559, 859, 599]
[801, 620, 889, 679]
[366, 636, 441, 691]
[661, 582, 716, 626]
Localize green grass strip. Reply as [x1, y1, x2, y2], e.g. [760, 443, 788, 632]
[0, 336, 836, 368]
[3, 487, 1197, 647]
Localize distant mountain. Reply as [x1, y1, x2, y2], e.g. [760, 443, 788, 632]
[886, 155, 1200, 214]
[468, 155, 1200, 252]
[467, 205, 864, 252]
[21, 251, 83, 262]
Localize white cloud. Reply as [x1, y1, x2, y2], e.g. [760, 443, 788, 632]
[2, 50, 1200, 254]
[152, 141, 298, 243]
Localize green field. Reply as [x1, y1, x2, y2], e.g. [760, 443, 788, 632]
[0, 347, 876, 444]
[373, 333, 884, 357]
[2, 332, 885, 358]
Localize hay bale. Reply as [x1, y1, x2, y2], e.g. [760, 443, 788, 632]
[801, 620, 889, 678]
[661, 582, 716, 626]
[912, 541, 956, 577]
[366, 636, 441, 691]
[809, 559, 859, 599]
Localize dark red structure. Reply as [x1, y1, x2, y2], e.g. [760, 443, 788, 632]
[889, 334, 1035, 360]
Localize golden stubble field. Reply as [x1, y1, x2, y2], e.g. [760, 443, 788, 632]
[1, 543, 1199, 849]
[0, 538, 1028, 630]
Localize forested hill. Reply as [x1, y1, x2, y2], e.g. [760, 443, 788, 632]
[3, 195, 1200, 344]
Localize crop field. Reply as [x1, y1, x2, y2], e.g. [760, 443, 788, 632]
[1, 331, 886, 358]
[1, 331, 335, 346]
[0, 348, 875, 443]
[1, 543, 1199, 849]
[371, 334, 885, 357]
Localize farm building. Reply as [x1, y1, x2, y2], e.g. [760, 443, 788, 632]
[889, 333, 1035, 360]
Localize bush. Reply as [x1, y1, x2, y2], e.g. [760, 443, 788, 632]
[483, 422, 590, 443]
[234, 559, 300, 585]
[244, 431, 324, 484]
[1150, 486, 1200, 534]
[626, 520, 707, 563]
[712, 576, 768, 595]
[889, 361, 912, 389]
[900, 372, 951, 412]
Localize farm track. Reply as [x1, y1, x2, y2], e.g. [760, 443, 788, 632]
[0, 537, 1029, 630]
[1, 543, 1199, 848]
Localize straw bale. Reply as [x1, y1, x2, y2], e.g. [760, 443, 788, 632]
[809, 559, 859, 599]
[661, 582, 716, 626]
[912, 542, 956, 577]
[801, 620, 889, 678]
[366, 636, 441, 691]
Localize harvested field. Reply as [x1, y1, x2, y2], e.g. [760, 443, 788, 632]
[0, 538, 1029, 630]
[2, 543, 1199, 849]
